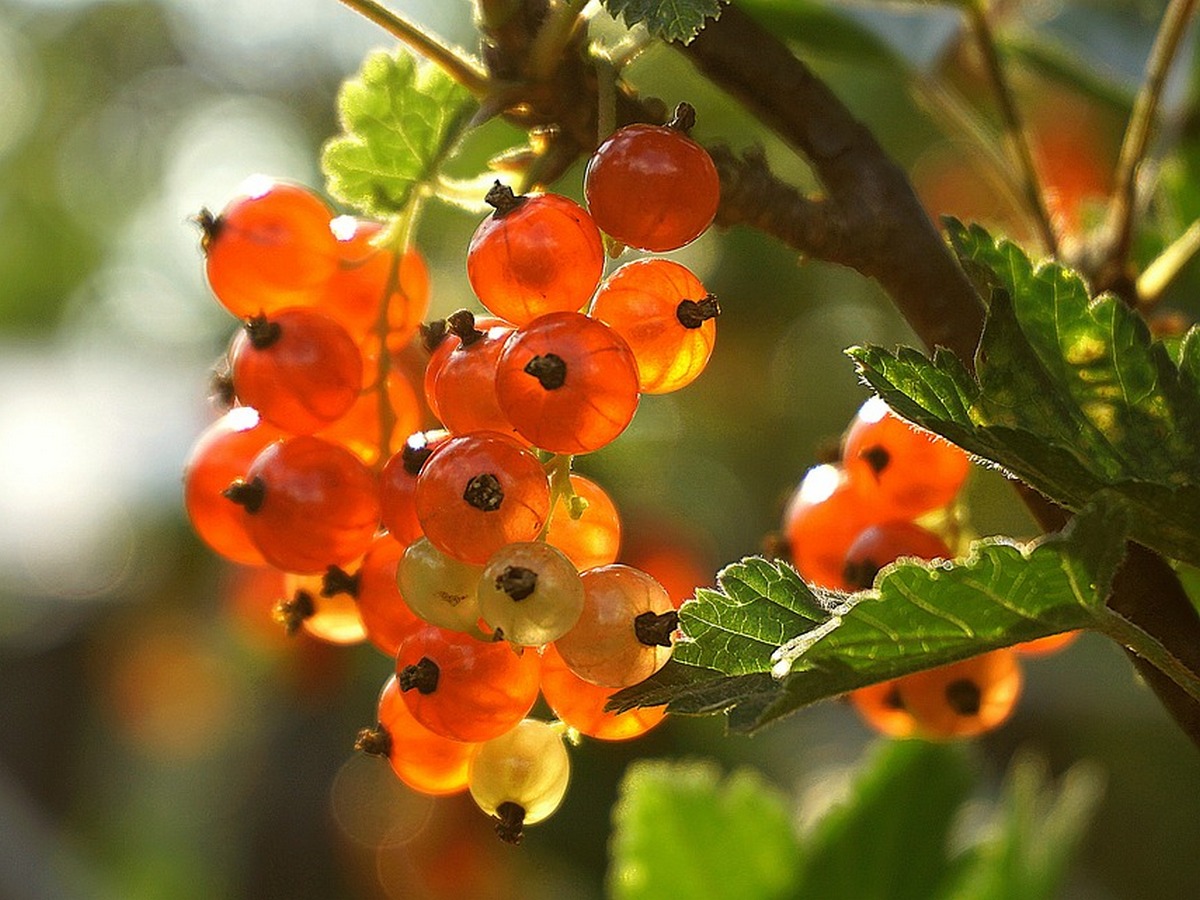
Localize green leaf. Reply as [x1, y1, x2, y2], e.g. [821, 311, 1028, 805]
[601, 0, 728, 44]
[795, 741, 972, 900]
[850, 219, 1200, 568]
[321, 49, 477, 217]
[609, 761, 800, 900]
[611, 497, 1127, 732]
[943, 754, 1103, 900]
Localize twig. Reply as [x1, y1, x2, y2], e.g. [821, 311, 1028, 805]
[527, 0, 589, 81]
[966, 1, 1059, 255]
[1101, 0, 1199, 288]
[1137, 217, 1200, 305]
[335, 0, 490, 96]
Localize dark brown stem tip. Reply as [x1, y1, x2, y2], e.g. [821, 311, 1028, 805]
[667, 101, 697, 134]
[244, 314, 282, 350]
[496, 565, 538, 601]
[524, 353, 567, 390]
[945, 678, 982, 716]
[398, 657, 440, 694]
[860, 445, 891, 478]
[421, 319, 449, 353]
[447, 308, 485, 347]
[354, 724, 392, 757]
[464, 473, 505, 511]
[322, 565, 360, 598]
[494, 801, 526, 845]
[485, 180, 526, 216]
[223, 476, 265, 514]
[842, 558, 880, 592]
[634, 610, 680, 647]
[273, 590, 315, 636]
[676, 294, 721, 329]
[209, 362, 235, 410]
[193, 208, 219, 252]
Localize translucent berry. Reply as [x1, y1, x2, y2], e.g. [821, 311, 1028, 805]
[229, 309, 363, 434]
[584, 103, 720, 252]
[397, 537, 485, 633]
[590, 258, 719, 394]
[544, 475, 621, 570]
[848, 680, 920, 738]
[428, 310, 524, 440]
[323, 216, 430, 344]
[478, 542, 585, 646]
[840, 521, 953, 591]
[539, 644, 665, 741]
[899, 650, 1023, 739]
[396, 625, 541, 743]
[422, 313, 508, 423]
[843, 398, 971, 519]
[226, 435, 380, 573]
[467, 183, 603, 325]
[555, 564, 675, 688]
[468, 719, 570, 844]
[279, 566, 367, 645]
[199, 177, 337, 318]
[356, 536, 424, 657]
[183, 408, 286, 566]
[414, 432, 551, 565]
[782, 464, 877, 590]
[316, 342, 422, 466]
[358, 675, 478, 796]
[495, 312, 640, 454]
[379, 429, 451, 548]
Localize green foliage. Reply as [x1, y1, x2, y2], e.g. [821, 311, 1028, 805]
[601, 0, 727, 44]
[612, 498, 1126, 732]
[850, 220, 1200, 568]
[321, 49, 477, 217]
[793, 741, 973, 900]
[609, 744, 1101, 900]
[609, 761, 800, 900]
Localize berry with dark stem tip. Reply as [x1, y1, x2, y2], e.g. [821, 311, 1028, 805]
[634, 609, 679, 647]
[273, 590, 315, 635]
[398, 656, 440, 694]
[322, 565, 360, 598]
[494, 801, 526, 845]
[496, 565, 538, 601]
[667, 101, 697, 133]
[223, 476, 266, 514]
[353, 724, 392, 757]
[861, 445, 891, 478]
[484, 181, 527, 217]
[524, 353, 567, 390]
[464, 473, 505, 511]
[446, 308, 486, 347]
[244, 313, 283, 350]
[945, 678, 982, 716]
[421, 319, 448, 352]
[675, 294, 721, 329]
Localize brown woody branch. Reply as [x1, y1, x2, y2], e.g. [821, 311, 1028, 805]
[689, 5, 1200, 750]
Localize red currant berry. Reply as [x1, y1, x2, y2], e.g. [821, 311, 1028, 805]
[467, 183, 604, 325]
[183, 408, 286, 566]
[199, 177, 337, 318]
[843, 398, 971, 519]
[898, 650, 1023, 739]
[782, 464, 877, 590]
[849, 681, 920, 738]
[229, 309, 363, 434]
[226, 435, 380, 573]
[840, 521, 953, 592]
[356, 536, 424, 657]
[495, 312, 640, 454]
[396, 625, 541, 742]
[584, 103, 720, 251]
[543, 475, 621, 570]
[590, 258, 719, 394]
[539, 644, 665, 741]
[316, 342, 422, 466]
[414, 433, 551, 566]
[380, 429, 451, 547]
[429, 310, 525, 441]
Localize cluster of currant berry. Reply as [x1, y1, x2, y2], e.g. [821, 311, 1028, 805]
[779, 397, 1077, 740]
[183, 104, 722, 842]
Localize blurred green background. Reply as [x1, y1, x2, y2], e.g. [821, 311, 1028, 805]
[1, 0, 1199, 897]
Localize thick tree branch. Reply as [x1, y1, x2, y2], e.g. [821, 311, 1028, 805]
[683, 5, 984, 362]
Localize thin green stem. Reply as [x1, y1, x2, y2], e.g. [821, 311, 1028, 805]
[1103, 0, 1199, 278]
[370, 199, 422, 468]
[527, 0, 589, 82]
[966, 1, 1059, 255]
[536, 454, 576, 540]
[335, 0, 490, 97]
[1137, 217, 1200, 306]
[1096, 606, 1200, 704]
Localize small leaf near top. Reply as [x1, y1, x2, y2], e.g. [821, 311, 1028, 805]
[601, 0, 728, 44]
[321, 49, 478, 217]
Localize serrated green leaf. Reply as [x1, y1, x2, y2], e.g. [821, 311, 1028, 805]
[609, 761, 800, 900]
[850, 219, 1200, 568]
[321, 49, 477, 217]
[942, 754, 1103, 900]
[611, 497, 1127, 732]
[795, 741, 972, 900]
[601, 0, 727, 44]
